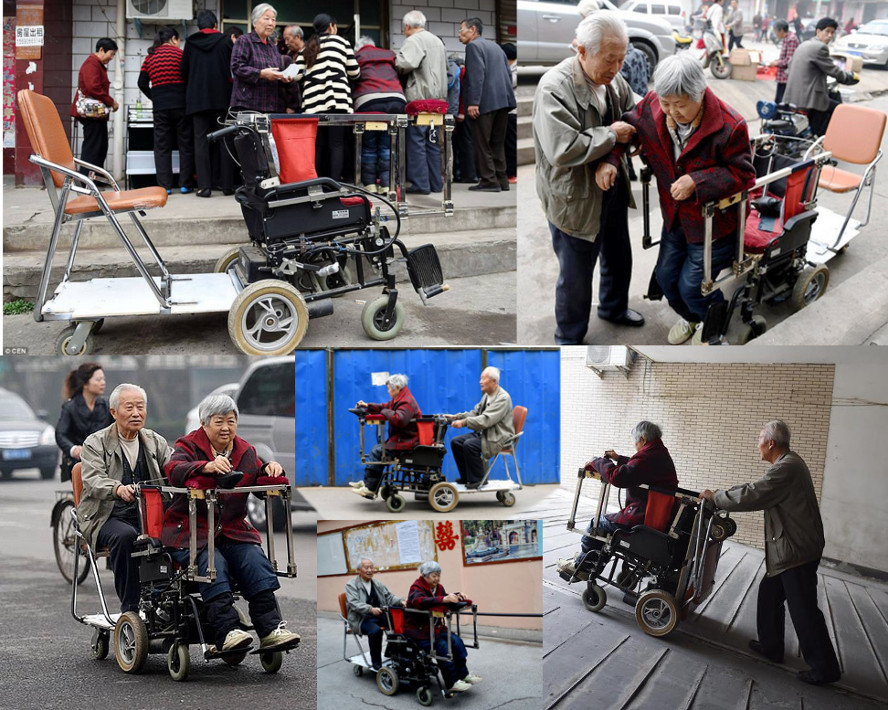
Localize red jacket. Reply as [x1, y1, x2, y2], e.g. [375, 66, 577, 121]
[405, 575, 450, 641]
[70, 54, 114, 120]
[608, 87, 755, 244]
[161, 428, 268, 549]
[586, 438, 679, 527]
[366, 386, 422, 450]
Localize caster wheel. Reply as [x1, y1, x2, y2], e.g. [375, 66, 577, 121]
[582, 584, 607, 612]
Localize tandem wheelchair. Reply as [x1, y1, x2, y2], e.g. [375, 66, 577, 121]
[348, 406, 523, 513]
[339, 593, 479, 705]
[558, 467, 736, 637]
[67, 464, 298, 680]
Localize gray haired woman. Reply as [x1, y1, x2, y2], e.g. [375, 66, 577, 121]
[230, 2, 293, 112]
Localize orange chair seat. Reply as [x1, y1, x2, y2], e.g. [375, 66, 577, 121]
[818, 165, 863, 193]
[64, 187, 169, 215]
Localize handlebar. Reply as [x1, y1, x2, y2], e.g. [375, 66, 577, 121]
[207, 124, 240, 142]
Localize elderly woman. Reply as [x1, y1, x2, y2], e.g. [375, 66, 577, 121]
[601, 52, 756, 345]
[162, 394, 300, 653]
[405, 561, 481, 694]
[557, 421, 678, 579]
[230, 3, 292, 113]
[351, 374, 421, 498]
[56, 362, 112, 482]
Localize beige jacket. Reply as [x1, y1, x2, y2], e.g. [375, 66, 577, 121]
[713, 451, 825, 577]
[454, 386, 515, 459]
[345, 575, 404, 635]
[532, 55, 635, 240]
[395, 29, 448, 102]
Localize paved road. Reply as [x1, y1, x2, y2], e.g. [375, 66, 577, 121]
[0, 477, 317, 710]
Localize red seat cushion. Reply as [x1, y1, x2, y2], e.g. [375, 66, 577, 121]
[744, 209, 783, 254]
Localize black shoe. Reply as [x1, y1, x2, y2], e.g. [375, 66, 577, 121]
[455, 479, 466, 484]
[406, 186, 430, 195]
[196, 188, 212, 198]
[748, 639, 783, 664]
[599, 309, 645, 327]
[797, 669, 840, 686]
[498, 183, 510, 191]
[370, 663, 382, 673]
[221, 188, 235, 196]
[465, 481, 482, 489]
[468, 183, 501, 192]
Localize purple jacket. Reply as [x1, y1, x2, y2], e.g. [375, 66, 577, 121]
[354, 46, 405, 110]
[230, 31, 290, 112]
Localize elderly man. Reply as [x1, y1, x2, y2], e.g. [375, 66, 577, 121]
[396, 10, 448, 195]
[532, 14, 643, 345]
[784, 17, 858, 136]
[770, 20, 800, 104]
[345, 558, 404, 671]
[281, 24, 304, 113]
[79, 384, 170, 613]
[557, 420, 678, 580]
[725, 0, 744, 50]
[701, 421, 841, 686]
[458, 17, 516, 193]
[282, 24, 304, 55]
[447, 367, 514, 489]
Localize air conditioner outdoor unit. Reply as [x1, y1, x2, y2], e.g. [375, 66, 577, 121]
[585, 346, 633, 375]
[126, 0, 193, 21]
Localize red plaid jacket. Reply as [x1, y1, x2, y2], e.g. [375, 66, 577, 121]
[366, 386, 422, 450]
[161, 428, 267, 549]
[607, 87, 755, 244]
[775, 32, 800, 85]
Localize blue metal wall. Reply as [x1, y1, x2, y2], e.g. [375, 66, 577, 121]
[292, 349, 561, 486]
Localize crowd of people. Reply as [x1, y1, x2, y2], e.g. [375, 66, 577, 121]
[72, 6, 518, 197]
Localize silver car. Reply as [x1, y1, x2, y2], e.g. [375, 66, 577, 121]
[834, 20, 888, 67]
[518, 0, 676, 71]
[622, 0, 690, 32]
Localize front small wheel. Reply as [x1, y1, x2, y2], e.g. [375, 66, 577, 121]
[376, 666, 400, 696]
[737, 315, 768, 344]
[417, 686, 434, 706]
[500, 491, 516, 507]
[582, 584, 607, 612]
[168, 642, 191, 682]
[55, 325, 94, 356]
[92, 631, 109, 660]
[260, 650, 283, 674]
[361, 295, 405, 341]
[428, 482, 458, 513]
[353, 664, 364, 677]
[386, 494, 406, 513]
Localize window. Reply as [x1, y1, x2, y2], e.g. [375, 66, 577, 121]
[238, 361, 295, 418]
[221, 0, 384, 44]
[651, 5, 666, 15]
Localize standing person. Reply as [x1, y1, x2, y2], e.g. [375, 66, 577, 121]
[353, 36, 406, 192]
[282, 24, 304, 55]
[770, 20, 800, 104]
[753, 11, 762, 41]
[228, 27, 244, 45]
[458, 17, 516, 193]
[55, 363, 112, 483]
[396, 10, 448, 195]
[784, 17, 858, 136]
[181, 10, 236, 198]
[706, 0, 726, 47]
[502, 43, 518, 185]
[344, 558, 404, 672]
[701, 421, 841, 686]
[70, 38, 119, 176]
[292, 14, 360, 181]
[281, 25, 305, 113]
[138, 27, 194, 195]
[532, 13, 644, 344]
[726, 0, 744, 50]
[452, 57, 477, 184]
[230, 3, 293, 114]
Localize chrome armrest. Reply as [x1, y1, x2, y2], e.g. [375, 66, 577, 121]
[29, 154, 102, 195]
[73, 158, 120, 190]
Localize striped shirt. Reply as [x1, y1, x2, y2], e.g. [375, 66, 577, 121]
[293, 34, 360, 113]
[138, 44, 186, 111]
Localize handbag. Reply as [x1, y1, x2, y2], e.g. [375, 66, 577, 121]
[75, 89, 109, 119]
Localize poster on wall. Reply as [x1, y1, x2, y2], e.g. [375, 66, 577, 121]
[461, 520, 542, 566]
[3, 17, 15, 148]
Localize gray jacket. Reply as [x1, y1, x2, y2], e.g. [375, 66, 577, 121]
[345, 575, 403, 635]
[78, 423, 171, 549]
[463, 36, 516, 115]
[395, 29, 448, 102]
[454, 386, 515, 459]
[532, 56, 636, 240]
[726, 8, 743, 33]
[713, 451, 825, 577]
[784, 38, 854, 112]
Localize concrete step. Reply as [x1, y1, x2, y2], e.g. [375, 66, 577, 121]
[517, 114, 532, 141]
[517, 94, 533, 118]
[3, 228, 517, 301]
[518, 137, 535, 167]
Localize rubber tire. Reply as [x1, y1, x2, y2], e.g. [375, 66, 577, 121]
[353, 664, 364, 677]
[417, 686, 434, 706]
[495, 490, 505, 503]
[228, 280, 309, 356]
[92, 318, 105, 334]
[582, 584, 607, 612]
[631, 40, 658, 74]
[92, 631, 110, 660]
[114, 611, 149, 673]
[260, 650, 283, 674]
[53, 500, 90, 585]
[376, 666, 400, 696]
[214, 246, 242, 274]
[168, 642, 191, 682]
[386, 494, 406, 513]
[725, 518, 737, 537]
[428, 482, 458, 513]
[711, 56, 732, 79]
[737, 315, 768, 344]
[500, 491, 516, 507]
[361, 295, 406, 341]
[635, 590, 679, 637]
[709, 520, 729, 542]
[791, 264, 829, 311]
[55, 325, 94, 356]
[223, 651, 248, 667]
[379, 485, 392, 501]
[247, 495, 286, 533]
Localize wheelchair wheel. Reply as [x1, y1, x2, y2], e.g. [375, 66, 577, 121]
[260, 650, 284, 674]
[428, 482, 458, 513]
[386, 494, 406, 513]
[167, 642, 191, 682]
[379, 485, 392, 501]
[417, 686, 434, 706]
[582, 584, 607, 612]
[353, 664, 364, 677]
[229, 280, 309, 356]
[709, 519, 731, 542]
[53, 500, 90, 585]
[92, 630, 109, 660]
[737, 315, 767, 345]
[114, 611, 149, 673]
[791, 264, 829, 311]
[214, 246, 242, 275]
[376, 666, 400, 696]
[361, 295, 405, 341]
[635, 590, 679, 637]
[223, 651, 248, 667]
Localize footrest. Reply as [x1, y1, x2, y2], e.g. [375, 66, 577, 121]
[250, 638, 300, 654]
[205, 644, 255, 659]
[405, 244, 446, 300]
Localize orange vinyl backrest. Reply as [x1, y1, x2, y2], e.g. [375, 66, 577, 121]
[512, 406, 528, 437]
[823, 104, 887, 165]
[643, 489, 675, 533]
[338, 592, 349, 619]
[270, 117, 319, 184]
[16, 89, 77, 188]
[71, 462, 84, 507]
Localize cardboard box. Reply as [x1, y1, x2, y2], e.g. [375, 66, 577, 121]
[729, 49, 759, 81]
[831, 52, 863, 73]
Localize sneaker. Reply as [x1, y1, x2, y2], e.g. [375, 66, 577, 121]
[508, 176, 518, 184]
[668, 318, 698, 345]
[351, 484, 375, 499]
[222, 628, 253, 652]
[450, 680, 472, 693]
[259, 621, 301, 650]
[556, 554, 590, 581]
[364, 184, 378, 194]
[691, 322, 706, 346]
[348, 481, 365, 488]
[463, 673, 482, 684]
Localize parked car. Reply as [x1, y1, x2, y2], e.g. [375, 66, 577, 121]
[518, 0, 676, 71]
[0, 388, 58, 480]
[834, 19, 888, 67]
[184, 383, 239, 435]
[622, 0, 690, 32]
